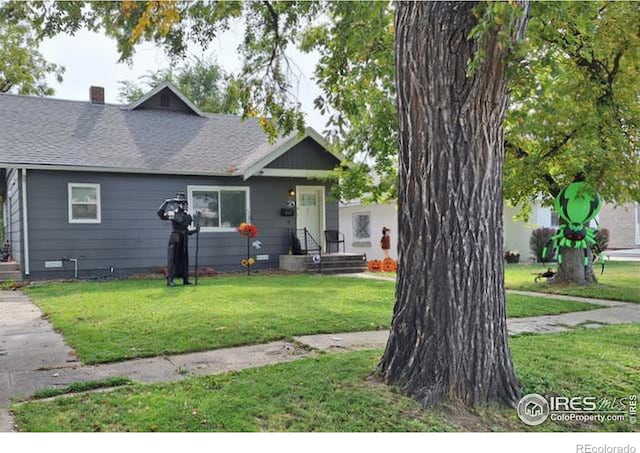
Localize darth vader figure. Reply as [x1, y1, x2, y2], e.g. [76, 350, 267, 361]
[157, 192, 199, 286]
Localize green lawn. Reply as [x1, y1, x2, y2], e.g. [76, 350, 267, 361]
[12, 325, 639, 432]
[505, 261, 640, 303]
[25, 275, 600, 364]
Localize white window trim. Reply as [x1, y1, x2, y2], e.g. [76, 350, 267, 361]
[352, 211, 371, 241]
[187, 185, 251, 232]
[68, 183, 101, 224]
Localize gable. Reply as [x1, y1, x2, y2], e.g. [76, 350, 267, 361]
[135, 87, 195, 114]
[127, 81, 204, 117]
[266, 137, 341, 170]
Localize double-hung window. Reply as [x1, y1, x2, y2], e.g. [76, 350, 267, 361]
[68, 183, 101, 224]
[187, 186, 250, 232]
[352, 212, 371, 241]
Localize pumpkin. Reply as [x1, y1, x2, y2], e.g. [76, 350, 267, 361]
[382, 258, 397, 272]
[368, 260, 383, 272]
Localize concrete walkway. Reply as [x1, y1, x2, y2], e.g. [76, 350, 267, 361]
[2, 287, 640, 432]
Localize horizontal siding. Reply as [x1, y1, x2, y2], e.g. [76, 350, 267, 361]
[266, 137, 340, 170]
[7, 168, 22, 265]
[26, 170, 337, 279]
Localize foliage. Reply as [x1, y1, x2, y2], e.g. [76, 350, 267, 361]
[505, 261, 640, 303]
[505, 1, 640, 209]
[4, 1, 637, 208]
[0, 15, 63, 95]
[13, 325, 640, 432]
[530, 227, 557, 262]
[118, 55, 241, 114]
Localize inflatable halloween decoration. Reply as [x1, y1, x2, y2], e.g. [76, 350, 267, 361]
[542, 182, 605, 270]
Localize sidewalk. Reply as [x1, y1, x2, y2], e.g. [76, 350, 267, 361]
[2, 287, 640, 431]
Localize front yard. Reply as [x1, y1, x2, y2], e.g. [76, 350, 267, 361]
[505, 261, 640, 303]
[26, 275, 600, 363]
[12, 324, 640, 432]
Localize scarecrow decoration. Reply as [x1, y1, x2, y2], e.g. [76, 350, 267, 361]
[542, 182, 605, 271]
[238, 223, 259, 275]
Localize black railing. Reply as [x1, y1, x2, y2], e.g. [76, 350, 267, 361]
[296, 228, 322, 255]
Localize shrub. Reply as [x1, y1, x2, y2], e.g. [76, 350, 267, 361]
[530, 227, 556, 262]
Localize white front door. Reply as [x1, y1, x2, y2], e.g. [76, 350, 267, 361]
[296, 186, 325, 248]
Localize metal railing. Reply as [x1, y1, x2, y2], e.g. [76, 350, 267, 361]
[296, 228, 322, 255]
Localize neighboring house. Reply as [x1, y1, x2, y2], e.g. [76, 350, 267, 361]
[0, 82, 343, 279]
[599, 202, 640, 250]
[339, 201, 398, 261]
[340, 199, 556, 261]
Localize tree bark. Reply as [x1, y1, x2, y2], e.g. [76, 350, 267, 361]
[379, 1, 529, 408]
[553, 247, 596, 284]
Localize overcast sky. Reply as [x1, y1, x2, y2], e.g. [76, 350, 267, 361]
[38, 22, 328, 131]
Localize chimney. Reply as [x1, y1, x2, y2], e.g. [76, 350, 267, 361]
[89, 86, 105, 105]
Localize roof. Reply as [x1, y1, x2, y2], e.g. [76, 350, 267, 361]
[0, 88, 343, 178]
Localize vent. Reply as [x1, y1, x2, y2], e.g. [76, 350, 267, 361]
[160, 92, 170, 107]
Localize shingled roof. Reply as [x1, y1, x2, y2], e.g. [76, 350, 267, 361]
[0, 84, 338, 178]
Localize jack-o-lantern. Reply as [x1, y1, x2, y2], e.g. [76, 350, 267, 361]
[368, 260, 382, 272]
[382, 257, 397, 272]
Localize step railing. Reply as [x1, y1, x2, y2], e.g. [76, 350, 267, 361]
[296, 228, 322, 255]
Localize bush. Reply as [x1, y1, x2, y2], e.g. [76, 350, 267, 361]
[530, 227, 556, 262]
[595, 228, 609, 252]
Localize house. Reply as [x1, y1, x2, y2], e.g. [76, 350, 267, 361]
[340, 199, 558, 261]
[599, 203, 640, 250]
[0, 82, 345, 280]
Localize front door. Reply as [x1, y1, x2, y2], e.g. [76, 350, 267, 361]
[296, 186, 325, 248]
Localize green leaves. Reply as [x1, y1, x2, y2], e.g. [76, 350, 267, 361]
[0, 15, 64, 95]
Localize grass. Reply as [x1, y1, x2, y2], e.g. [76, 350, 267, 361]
[505, 261, 640, 303]
[505, 294, 597, 318]
[12, 325, 639, 432]
[25, 275, 601, 364]
[30, 377, 132, 400]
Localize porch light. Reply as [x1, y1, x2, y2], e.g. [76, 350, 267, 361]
[288, 187, 296, 197]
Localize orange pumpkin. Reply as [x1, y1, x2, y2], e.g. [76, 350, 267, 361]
[368, 260, 383, 272]
[382, 258, 397, 272]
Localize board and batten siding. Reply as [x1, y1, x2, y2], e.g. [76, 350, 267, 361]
[25, 170, 337, 279]
[6, 168, 22, 267]
[266, 137, 340, 170]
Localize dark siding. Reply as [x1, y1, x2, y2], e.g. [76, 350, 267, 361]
[136, 87, 197, 114]
[6, 168, 22, 265]
[266, 137, 340, 170]
[26, 170, 338, 279]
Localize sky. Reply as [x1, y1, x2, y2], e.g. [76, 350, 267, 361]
[38, 21, 328, 131]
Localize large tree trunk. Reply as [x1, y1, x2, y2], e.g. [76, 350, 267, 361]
[553, 247, 597, 284]
[379, 1, 529, 408]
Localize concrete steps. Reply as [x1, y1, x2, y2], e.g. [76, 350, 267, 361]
[280, 254, 367, 274]
[0, 262, 22, 282]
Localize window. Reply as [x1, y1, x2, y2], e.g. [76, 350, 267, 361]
[68, 183, 101, 223]
[187, 186, 250, 232]
[352, 212, 371, 241]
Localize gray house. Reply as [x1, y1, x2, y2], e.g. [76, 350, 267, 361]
[0, 82, 345, 280]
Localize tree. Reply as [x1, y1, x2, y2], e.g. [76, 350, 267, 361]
[0, 0, 541, 409]
[504, 1, 640, 284]
[118, 56, 241, 114]
[0, 16, 64, 95]
[378, 1, 529, 407]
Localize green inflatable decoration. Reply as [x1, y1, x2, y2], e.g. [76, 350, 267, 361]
[543, 182, 605, 269]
